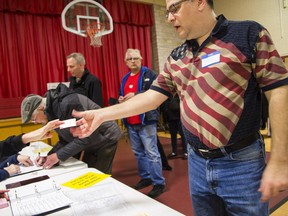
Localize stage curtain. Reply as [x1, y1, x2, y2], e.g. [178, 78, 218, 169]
[0, 0, 153, 115]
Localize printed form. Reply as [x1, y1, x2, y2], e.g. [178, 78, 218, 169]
[8, 179, 72, 216]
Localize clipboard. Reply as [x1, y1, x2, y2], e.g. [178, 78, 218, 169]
[5, 175, 50, 189]
[7, 178, 72, 216]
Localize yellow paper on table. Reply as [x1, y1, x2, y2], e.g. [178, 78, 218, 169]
[62, 172, 111, 189]
[32, 147, 52, 154]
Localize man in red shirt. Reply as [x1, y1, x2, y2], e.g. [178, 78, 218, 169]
[118, 49, 166, 198]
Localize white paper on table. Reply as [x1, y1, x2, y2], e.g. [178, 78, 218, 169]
[18, 163, 43, 176]
[10, 156, 43, 177]
[59, 158, 84, 167]
[66, 182, 138, 216]
[19, 141, 52, 157]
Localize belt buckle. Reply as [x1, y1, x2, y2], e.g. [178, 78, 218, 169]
[198, 149, 209, 153]
[198, 149, 210, 158]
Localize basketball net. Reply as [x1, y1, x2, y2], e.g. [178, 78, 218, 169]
[86, 24, 103, 47]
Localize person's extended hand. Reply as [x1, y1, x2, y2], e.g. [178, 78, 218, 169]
[22, 119, 64, 144]
[4, 164, 20, 176]
[17, 155, 33, 166]
[118, 96, 125, 103]
[123, 92, 135, 101]
[259, 159, 288, 202]
[42, 153, 59, 169]
[0, 189, 10, 201]
[34, 156, 47, 167]
[70, 109, 102, 138]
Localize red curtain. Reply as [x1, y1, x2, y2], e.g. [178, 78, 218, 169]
[0, 0, 153, 111]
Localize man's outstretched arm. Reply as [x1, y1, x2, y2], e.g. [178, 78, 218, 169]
[71, 89, 168, 138]
[259, 85, 288, 201]
[21, 119, 64, 144]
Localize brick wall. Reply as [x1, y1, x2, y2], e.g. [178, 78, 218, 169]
[151, 4, 183, 74]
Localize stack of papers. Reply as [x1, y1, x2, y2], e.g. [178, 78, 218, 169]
[8, 179, 72, 216]
[19, 141, 52, 157]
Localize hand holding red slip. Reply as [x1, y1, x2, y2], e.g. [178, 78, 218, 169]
[0, 198, 8, 209]
[0, 189, 9, 209]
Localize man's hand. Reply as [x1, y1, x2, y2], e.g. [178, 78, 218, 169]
[17, 155, 33, 166]
[34, 155, 47, 167]
[260, 85, 288, 202]
[22, 119, 64, 144]
[259, 159, 288, 202]
[118, 96, 125, 103]
[42, 153, 59, 169]
[70, 109, 103, 138]
[4, 164, 20, 176]
[123, 92, 135, 101]
[0, 189, 10, 201]
[119, 93, 135, 104]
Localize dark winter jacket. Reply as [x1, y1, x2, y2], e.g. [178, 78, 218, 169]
[45, 84, 122, 161]
[0, 135, 25, 162]
[69, 68, 104, 107]
[163, 94, 181, 122]
[119, 66, 160, 126]
[0, 154, 18, 181]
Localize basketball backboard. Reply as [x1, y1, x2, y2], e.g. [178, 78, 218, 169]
[61, 0, 113, 46]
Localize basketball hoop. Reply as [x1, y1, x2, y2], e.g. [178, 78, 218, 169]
[61, 0, 114, 47]
[86, 24, 104, 47]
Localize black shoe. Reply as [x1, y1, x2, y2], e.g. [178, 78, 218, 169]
[147, 184, 166, 198]
[162, 164, 172, 171]
[182, 153, 188, 160]
[167, 152, 177, 159]
[134, 178, 152, 190]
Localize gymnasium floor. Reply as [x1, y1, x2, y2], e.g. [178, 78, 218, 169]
[111, 129, 288, 216]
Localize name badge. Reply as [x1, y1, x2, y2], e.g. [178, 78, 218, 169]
[201, 50, 220, 68]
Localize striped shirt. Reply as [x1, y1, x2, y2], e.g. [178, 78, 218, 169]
[151, 15, 288, 149]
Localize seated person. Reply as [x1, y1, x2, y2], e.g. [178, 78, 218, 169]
[0, 120, 63, 162]
[0, 119, 63, 182]
[0, 154, 33, 181]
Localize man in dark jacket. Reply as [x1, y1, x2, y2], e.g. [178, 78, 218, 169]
[67, 52, 104, 107]
[118, 49, 165, 198]
[21, 84, 122, 174]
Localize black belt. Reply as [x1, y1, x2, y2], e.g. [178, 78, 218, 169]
[191, 132, 260, 159]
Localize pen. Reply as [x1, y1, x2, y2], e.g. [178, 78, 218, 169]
[38, 152, 40, 157]
[7, 162, 9, 166]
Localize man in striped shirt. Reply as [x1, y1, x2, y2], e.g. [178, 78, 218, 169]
[71, 0, 288, 215]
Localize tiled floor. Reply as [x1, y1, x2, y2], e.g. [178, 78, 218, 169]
[112, 130, 288, 216]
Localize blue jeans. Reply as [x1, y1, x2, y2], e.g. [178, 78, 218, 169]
[127, 123, 165, 186]
[188, 139, 269, 216]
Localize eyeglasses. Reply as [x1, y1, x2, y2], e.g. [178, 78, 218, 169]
[31, 109, 39, 124]
[126, 57, 140, 61]
[165, 0, 189, 19]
